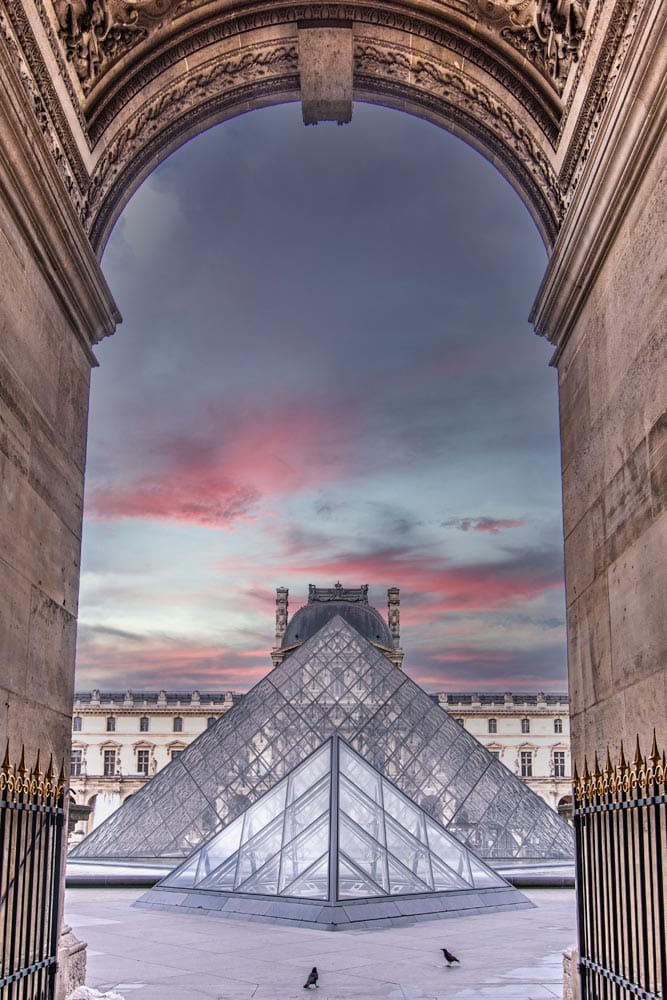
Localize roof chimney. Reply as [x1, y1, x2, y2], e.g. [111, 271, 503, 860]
[275, 587, 289, 646]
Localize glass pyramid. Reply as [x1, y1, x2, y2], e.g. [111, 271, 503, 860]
[72, 615, 574, 863]
[159, 736, 507, 903]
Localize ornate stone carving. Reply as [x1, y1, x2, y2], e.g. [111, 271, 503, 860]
[0, 6, 86, 212]
[52, 0, 190, 91]
[473, 0, 589, 93]
[68, 0, 558, 137]
[560, 0, 645, 199]
[83, 42, 299, 235]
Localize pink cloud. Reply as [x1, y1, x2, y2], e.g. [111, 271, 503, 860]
[86, 397, 360, 527]
[282, 548, 562, 617]
[75, 629, 270, 690]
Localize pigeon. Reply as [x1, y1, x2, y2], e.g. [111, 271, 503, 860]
[304, 967, 319, 989]
[442, 948, 460, 966]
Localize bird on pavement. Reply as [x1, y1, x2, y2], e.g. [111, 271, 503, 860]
[442, 948, 460, 966]
[304, 967, 319, 989]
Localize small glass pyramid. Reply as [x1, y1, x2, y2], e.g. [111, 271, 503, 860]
[160, 736, 506, 903]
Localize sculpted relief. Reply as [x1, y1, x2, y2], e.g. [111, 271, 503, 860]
[475, 0, 589, 92]
[51, 0, 589, 94]
[52, 0, 180, 91]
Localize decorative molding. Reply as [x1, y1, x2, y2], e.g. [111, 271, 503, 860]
[84, 32, 563, 250]
[1, 2, 89, 199]
[0, 7, 86, 212]
[559, 0, 644, 197]
[84, 42, 299, 243]
[84, 3, 559, 146]
[48, 0, 584, 106]
[31, 0, 89, 132]
[560, 0, 605, 125]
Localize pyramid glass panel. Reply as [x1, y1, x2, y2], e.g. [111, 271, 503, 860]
[148, 734, 531, 927]
[277, 815, 329, 890]
[338, 855, 385, 898]
[281, 855, 329, 898]
[75, 608, 573, 865]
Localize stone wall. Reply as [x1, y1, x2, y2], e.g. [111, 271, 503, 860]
[0, 36, 117, 772]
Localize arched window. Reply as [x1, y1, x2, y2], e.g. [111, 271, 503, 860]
[173, 716, 183, 733]
[521, 717, 530, 734]
[73, 716, 82, 732]
[140, 716, 149, 732]
[488, 718, 497, 734]
[554, 717, 563, 733]
[106, 716, 116, 732]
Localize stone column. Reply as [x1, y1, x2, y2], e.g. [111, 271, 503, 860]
[531, 7, 667, 764]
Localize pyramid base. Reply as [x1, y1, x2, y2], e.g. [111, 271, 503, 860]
[136, 884, 533, 930]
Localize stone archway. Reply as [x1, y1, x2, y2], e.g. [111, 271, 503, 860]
[0, 0, 665, 990]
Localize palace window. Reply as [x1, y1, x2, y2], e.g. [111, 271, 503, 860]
[70, 749, 83, 777]
[73, 716, 82, 732]
[140, 716, 149, 733]
[171, 748, 183, 759]
[455, 718, 465, 726]
[106, 716, 116, 732]
[521, 718, 530, 734]
[103, 749, 117, 776]
[137, 749, 150, 775]
[489, 750, 501, 760]
[207, 717, 217, 728]
[488, 718, 497, 734]
[554, 717, 563, 734]
[173, 716, 183, 733]
[520, 750, 533, 777]
[553, 751, 566, 778]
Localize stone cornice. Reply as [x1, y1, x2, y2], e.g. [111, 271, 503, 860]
[84, 31, 562, 253]
[0, 36, 119, 355]
[82, 1, 560, 146]
[531, 0, 666, 352]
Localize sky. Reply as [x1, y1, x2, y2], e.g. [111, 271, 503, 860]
[76, 101, 567, 696]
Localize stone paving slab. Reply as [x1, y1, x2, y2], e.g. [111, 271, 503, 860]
[65, 887, 575, 1000]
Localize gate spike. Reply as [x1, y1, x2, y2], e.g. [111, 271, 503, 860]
[604, 747, 613, 776]
[633, 734, 644, 770]
[582, 756, 591, 782]
[46, 754, 55, 783]
[2, 740, 10, 773]
[593, 752, 602, 779]
[618, 741, 627, 773]
[33, 749, 41, 780]
[18, 746, 27, 777]
[648, 729, 660, 768]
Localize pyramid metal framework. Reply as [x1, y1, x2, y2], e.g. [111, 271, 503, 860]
[72, 615, 573, 863]
[139, 736, 531, 928]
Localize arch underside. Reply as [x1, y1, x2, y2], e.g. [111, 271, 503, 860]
[80, 6, 567, 255]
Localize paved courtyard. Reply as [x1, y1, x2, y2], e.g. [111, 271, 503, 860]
[65, 887, 576, 1000]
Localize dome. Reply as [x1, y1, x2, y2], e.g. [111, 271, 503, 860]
[281, 591, 393, 650]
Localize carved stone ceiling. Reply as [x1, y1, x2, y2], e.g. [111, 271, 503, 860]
[50, 0, 589, 103]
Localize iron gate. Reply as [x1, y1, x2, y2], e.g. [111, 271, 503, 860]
[574, 732, 666, 1000]
[0, 745, 65, 1000]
